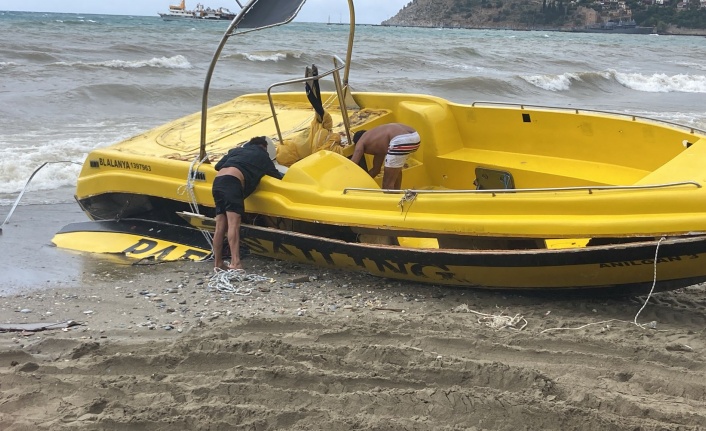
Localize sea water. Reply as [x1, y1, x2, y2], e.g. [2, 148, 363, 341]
[1, 10, 705, 206]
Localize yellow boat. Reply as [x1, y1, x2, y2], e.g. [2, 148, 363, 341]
[54, 0, 706, 293]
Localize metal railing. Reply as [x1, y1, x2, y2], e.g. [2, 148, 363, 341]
[266, 58, 352, 144]
[343, 181, 702, 196]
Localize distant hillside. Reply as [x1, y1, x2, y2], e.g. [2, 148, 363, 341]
[382, 0, 706, 35]
[383, 0, 545, 30]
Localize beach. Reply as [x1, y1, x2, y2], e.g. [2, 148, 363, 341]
[2, 232, 706, 429]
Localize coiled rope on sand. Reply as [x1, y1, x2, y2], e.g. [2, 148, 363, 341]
[208, 268, 273, 296]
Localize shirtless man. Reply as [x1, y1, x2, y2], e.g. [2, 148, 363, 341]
[350, 123, 421, 190]
[211, 136, 282, 270]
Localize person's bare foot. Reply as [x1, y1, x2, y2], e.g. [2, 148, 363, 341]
[228, 260, 243, 270]
[214, 262, 230, 272]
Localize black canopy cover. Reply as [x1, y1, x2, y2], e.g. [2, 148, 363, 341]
[238, 0, 307, 29]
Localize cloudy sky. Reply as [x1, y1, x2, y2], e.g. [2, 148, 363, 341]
[0, 0, 411, 24]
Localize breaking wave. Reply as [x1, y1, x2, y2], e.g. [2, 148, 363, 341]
[520, 71, 609, 91]
[0, 123, 143, 196]
[521, 70, 706, 93]
[230, 51, 303, 62]
[55, 55, 192, 70]
[0, 137, 89, 195]
[613, 71, 706, 93]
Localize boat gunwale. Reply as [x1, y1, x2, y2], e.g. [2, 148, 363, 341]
[343, 181, 703, 196]
[470, 101, 706, 136]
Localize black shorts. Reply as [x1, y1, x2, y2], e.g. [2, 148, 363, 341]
[212, 175, 245, 216]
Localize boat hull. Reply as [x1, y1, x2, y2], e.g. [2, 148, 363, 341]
[51, 216, 706, 293]
[178, 212, 706, 293]
[241, 225, 706, 293]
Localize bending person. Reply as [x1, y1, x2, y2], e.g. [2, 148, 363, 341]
[350, 123, 421, 190]
[212, 136, 283, 271]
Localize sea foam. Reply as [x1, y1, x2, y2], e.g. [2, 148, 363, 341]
[0, 122, 144, 196]
[520, 72, 593, 91]
[613, 71, 706, 93]
[522, 70, 706, 93]
[55, 55, 192, 70]
[233, 51, 302, 62]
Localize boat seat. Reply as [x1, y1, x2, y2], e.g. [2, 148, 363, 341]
[634, 138, 706, 186]
[438, 147, 649, 188]
[282, 150, 379, 191]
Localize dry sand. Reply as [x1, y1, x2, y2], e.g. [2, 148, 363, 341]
[1, 252, 706, 430]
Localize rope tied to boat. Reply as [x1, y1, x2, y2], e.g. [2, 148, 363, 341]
[542, 236, 667, 334]
[208, 268, 273, 295]
[178, 155, 209, 215]
[633, 236, 667, 329]
[398, 189, 417, 218]
[177, 154, 213, 255]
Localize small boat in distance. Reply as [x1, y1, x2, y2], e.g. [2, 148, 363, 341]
[158, 0, 235, 21]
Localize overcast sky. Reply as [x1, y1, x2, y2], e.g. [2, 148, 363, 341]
[0, 0, 410, 24]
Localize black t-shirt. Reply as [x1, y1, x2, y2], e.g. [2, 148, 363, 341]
[214, 142, 283, 197]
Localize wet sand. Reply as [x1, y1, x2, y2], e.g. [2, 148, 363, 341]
[1, 205, 706, 430]
[0, 202, 89, 294]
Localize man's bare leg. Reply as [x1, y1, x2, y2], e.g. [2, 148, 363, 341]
[382, 167, 402, 190]
[213, 213, 229, 270]
[226, 211, 243, 270]
[394, 172, 403, 190]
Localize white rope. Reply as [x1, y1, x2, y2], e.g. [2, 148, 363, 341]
[177, 155, 208, 215]
[540, 319, 627, 334]
[633, 236, 666, 329]
[177, 155, 213, 254]
[454, 237, 667, 335]
[398, 189, 417, 219]
[454, 305, 528, 330]
[542, 236, 667, 334]
[1, 161, 82, 229]
[208, 268, 273, 295]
